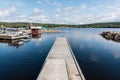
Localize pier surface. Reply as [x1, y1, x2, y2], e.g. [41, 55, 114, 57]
[37, 37, 85, 80]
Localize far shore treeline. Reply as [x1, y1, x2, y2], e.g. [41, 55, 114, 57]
[0, 22, 120, 28]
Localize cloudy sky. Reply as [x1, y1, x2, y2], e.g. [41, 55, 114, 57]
[0, 0, 120, 24]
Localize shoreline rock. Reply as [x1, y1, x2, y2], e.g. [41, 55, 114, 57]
[100, 31, 120, 42]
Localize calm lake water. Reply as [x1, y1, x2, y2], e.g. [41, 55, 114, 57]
[0, 28, 120, 80]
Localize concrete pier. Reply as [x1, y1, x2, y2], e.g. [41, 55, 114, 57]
[37, 37, 85, 80]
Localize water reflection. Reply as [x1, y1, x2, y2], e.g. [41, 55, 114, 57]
[100, 31, 120, 43]
[31, 34, 42, 46]
[114, 52, 120, 59]
[1, 28, 120, 80]
[0, 39, 30, 49]
[90, 54, 99, 62]
[101, 35, 120, 43]
[67, 28, 120, 80]
[32, 34, 41, 38]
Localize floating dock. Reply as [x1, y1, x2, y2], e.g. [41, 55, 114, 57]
[37, 37, 85, 80]
[0, 35, 29, 40]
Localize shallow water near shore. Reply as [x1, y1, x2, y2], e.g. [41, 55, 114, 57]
[0, 28, 120, 80]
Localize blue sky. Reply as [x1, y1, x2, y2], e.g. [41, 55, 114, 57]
[0, 0, 119, 24]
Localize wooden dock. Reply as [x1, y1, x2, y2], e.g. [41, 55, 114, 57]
[37, 37, 85, 80]
[0, 34, 29, 40]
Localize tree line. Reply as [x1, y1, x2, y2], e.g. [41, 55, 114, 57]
[0, 22, 120, 28]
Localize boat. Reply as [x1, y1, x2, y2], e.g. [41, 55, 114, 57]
[21, 38, 30, 42]
[12, 40, 24, 45]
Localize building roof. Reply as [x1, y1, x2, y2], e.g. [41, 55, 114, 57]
[31, 26, 41, 29]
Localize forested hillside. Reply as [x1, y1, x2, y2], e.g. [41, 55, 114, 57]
[0, 22, 120, 28]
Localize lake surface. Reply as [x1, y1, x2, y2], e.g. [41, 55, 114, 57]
[0, 28, 120, 80]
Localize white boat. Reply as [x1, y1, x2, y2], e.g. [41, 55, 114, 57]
[21, 39, 30, 42]
[12, 40, 24, 45]
[18, 41, 24, 45]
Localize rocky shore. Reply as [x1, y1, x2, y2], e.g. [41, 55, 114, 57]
[100, 31, 120, 42]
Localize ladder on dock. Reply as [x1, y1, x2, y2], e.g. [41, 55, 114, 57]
[37, 37, 85, 80]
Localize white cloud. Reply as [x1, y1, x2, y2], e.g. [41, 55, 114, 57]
[33, 8, 42, 14]
[53, 2, 61, 6]
[29, 15, 47, 22]
[0, 0, 25, 7]
[1, 0, 120, 24]
[64, 6, 73, 11]
[46, 0, 61, 7]
[79, 4, 87, 9]
[0, 7, 16, 17]
[67, 0, 73, 4]
[54, 14, 59, 17]
[37, 0, 42, 4]
[91, 7, 98, 11]
[56, 8, 61, 13]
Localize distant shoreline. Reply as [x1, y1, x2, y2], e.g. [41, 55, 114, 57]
[23, 30, 60, 34]
[0, 22, 120, 28]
